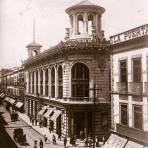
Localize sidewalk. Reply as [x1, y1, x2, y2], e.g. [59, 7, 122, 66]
[18, 112, 85, 147]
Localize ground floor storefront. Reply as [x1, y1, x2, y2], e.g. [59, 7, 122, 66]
[25, 95, 111, 140]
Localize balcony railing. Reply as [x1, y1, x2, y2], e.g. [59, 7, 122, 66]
[128, 82, 142, 94]
[116, 82, 127, 93]
[63, 97, 92, 102]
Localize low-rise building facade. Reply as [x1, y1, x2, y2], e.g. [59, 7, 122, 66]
[110, 24, 148, 147]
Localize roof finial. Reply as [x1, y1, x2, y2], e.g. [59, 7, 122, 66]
[33, 17, 35, 42]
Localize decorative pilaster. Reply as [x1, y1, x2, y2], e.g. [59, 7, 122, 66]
[38, 70, 41, 94]
[128, 96, 133, 127]
[34, 71, 36, 94]
[48, 67, 51, 98]
[43, 68, 46, 96]
[55, 66, 58, 98]
[30, 72, 32, 94]
[143, 97, 148, 131]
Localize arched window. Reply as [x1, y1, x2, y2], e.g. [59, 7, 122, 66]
[51, 67, 55, 98]
[88, 14, 94, 35]
[58, 66, 63, 99]
[45, 69, 48, 97]
[36, 71, 38, 94]
[77, 15, 83, 34]
[71, 63, 89, 97]
[40, 70, 43, 95]
[32, 72, 34, 94]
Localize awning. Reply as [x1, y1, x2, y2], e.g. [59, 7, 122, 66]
[102, 134, 127, 148]
[43, 109, 54, 118]
[15, 102, 23, 108]
[8, 98, 15, 104]
[0, 93, 5, 98]
[4, 97, 10, 102]
[38, 106, 48, 115]
[125, 141, 144, 148]
[50, 110, 62, 121]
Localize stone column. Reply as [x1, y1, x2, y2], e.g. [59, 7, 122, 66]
[83, 12, 88, 34]
[48, 67, 51, 98]
[34, 71, 36, 94]
[73, 14, 76, 35]
[55, 66, 58, 98]
[95, 14, 99, 37]
[43, 68, 46, 96]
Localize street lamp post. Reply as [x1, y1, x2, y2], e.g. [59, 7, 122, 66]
[93, 84, 96, 148]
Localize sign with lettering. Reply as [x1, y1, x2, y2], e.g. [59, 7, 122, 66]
[110, 24, 148, 44]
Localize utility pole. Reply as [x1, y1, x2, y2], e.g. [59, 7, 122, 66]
[90, 84, 102, 148]
[93, 84, 96, 148]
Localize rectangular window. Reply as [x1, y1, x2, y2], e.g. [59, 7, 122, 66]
[120, 60, 127, 82]
[133, 105, 143, 129]
[120, 104, 128, 126]
[132, 58, 141, 82]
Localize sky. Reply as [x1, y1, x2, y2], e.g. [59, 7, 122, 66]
[0, 0, 148, 69]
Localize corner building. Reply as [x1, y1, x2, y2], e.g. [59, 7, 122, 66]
[24, 0, 111, 139]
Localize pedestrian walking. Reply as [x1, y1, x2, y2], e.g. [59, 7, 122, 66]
[35, 119, 38, 126]
[52, 134, 56, 144]
[44, 135, 47, 143]
[64, 137, 67, 148]
[58, 131, 61, 141]
[84, 138, 89, 147]
[49, 125, 51, 133]
[34, 140, 37, 148]
[39, 139, 43, 148]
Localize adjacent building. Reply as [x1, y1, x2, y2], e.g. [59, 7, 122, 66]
[23, 0, 111, 139]
[109, 24, 148, 147]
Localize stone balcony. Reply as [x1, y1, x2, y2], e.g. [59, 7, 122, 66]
[116, 82, 127, 94]
[25, 93, 108, 105]
[128, 82, 143, 94]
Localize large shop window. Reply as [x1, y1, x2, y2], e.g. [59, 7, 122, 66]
[120, 104, 128, 126]
[120, 60, 127, 82]
[45, 69, 48, 97]
[132, 58, 141, 82]
[133, 105, 143, 129]
[58, 66, 63, 99]
[72, 63, 89, 97]
[51, 67, 55, 98]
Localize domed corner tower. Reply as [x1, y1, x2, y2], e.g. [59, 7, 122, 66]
[65, 0, 105, 40]
[26, 41, 42, 59]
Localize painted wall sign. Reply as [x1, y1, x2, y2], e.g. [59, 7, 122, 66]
[110, 24, 148, 44]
